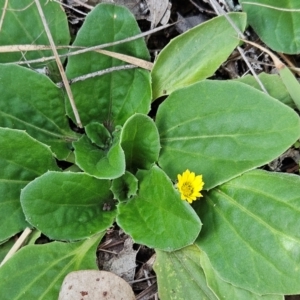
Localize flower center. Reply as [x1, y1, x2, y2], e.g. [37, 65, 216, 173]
[182, 182, 194, 197]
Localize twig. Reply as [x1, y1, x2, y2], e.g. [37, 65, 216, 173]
[237, 46, 267, 92]
[0, 45, 153, 70]
[136, 281, 157, 300]
[54, 0, 87, 16]
[34, 0, 82, 127]
[277, 53, 300, 75]
[7, 22, 176, 67]
[240, 39, 284, 69]
[57, 64, 138, 87]
[98, 249, 117, 255]
[144, 269, 152, 287]
[0, 44, 153, 70]
[189, 0, 217, 15]
[62, 22, 176, 55]
[4, 1, 34, 12]
[128, 276, 156, 284]
[209, 0, 268, 94]
[69, 0, 93, 10]
[0, 45, 67, 52]
[0, 227, 32, 267]
[209, 0, 245, 39]
[98, 239, 125, 250]
[0, 0, 9, 31]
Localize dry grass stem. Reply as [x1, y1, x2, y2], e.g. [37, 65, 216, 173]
[0, 227, 32, 267]
[210, 0, 245, 38]
[0, 44, 153, 70]
[0, 0, 9, 31]
[68, 0, 94, 10]
[128, 276, 156, 284]
[0, 21, 173, 70]
[34, 0, 82, 127]
[95, 49, 153, 70]
[56, 1, 88, 15]
[56, 65, 138, 87]
[209, 0, 268, 94]
[58, 21, 174, 60]
[236, 46, 267, 93]
[0, 44, 67, 52]
[241, 39, 285, 69]
[3, 22, 175, 67]
[277, 53, 300, 75]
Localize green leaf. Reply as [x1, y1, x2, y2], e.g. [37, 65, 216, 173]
[73, 132, 125, 180]
[235, 72, 295, 108]
[151, 13, 247, 99]
[0, 230, 41, 264]
[155, 245, 282, 300]
[117, 166, 202, 251]
[195, 170, 300, 295]
[120, 113, 160, 172]
[239, 0, 300, 54]
[278, 65, 300, 111]
[21, 172, 115, 241]
[111, 171, 138, 202]
[85, 122, 112, 148]
[0, 0, 70, 81]
[0, 233, 103, 300]
[65, 3, 151, 126]
[0, 239, 14, 263]
[155, 245, 218, 300]
[199, 250, 283, 300]
[26, 229, 42, 245]
[156, 80, 300, 190]
[0, 64, 78, 159]
[0, 128, 59, 242]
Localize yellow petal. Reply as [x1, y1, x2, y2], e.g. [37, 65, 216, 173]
[189, 171, 195, 181]
[182, 169, 190, 181]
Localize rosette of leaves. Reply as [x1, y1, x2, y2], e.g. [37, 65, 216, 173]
[1, 2, 300, 299]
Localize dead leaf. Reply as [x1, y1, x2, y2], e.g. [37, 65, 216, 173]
[145, 0, 170, 28]
[176, 12, 208, 33]
[160, 2, 171, 25]
[103, 237, 137, 282]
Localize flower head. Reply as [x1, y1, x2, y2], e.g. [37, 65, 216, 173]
[177, 169, 204, 203]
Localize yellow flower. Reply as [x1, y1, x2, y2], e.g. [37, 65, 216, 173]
[177, 169, 204, 203]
